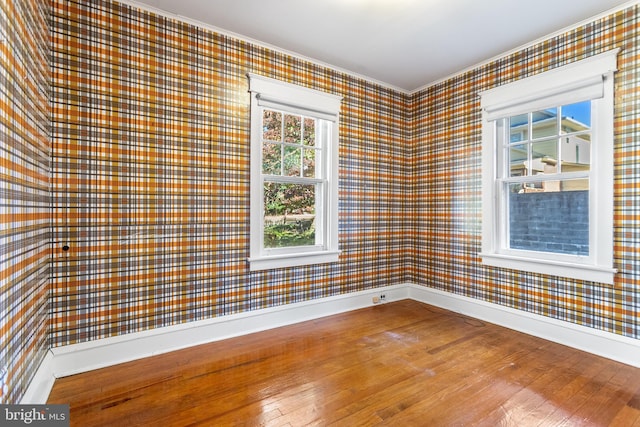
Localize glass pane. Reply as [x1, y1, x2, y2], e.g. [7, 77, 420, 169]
[303, 148, 316, 178]
[264, 182, 316, 248]
[510, 114, 528, 142]
[284, 114, 301, 143]
[532, 108, 558, 139]
[560, 135, 591, 172]
[507, 179, 589, 255]
[531, 138, 558, 175]
[263, 110, 282, 141]
[283, 146, 301, 176]
[262, 142, 281, 175]
[509, 144, 528, 177]
[303, 118, 315, 146]
[561, 100, 591, 130]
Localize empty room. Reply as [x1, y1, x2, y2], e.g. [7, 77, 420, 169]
[2, 0, 640, 425]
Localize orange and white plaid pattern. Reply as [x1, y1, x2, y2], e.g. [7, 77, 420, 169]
[2, 0, 638, 405]
[0, 0, 50, 404]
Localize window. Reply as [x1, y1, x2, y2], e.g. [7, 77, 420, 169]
[247, 74, 341, 271]
[479, 50, 619, 284]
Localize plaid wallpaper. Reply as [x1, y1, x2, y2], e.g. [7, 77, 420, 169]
[0, 0, 50, 404]
[48, 0, 640, 351]
[411, 5, 640, 338]
[50, 0, 411, 346]
[0, 0, 616, 405]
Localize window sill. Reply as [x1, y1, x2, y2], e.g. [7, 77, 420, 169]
[479, 252, 616, 284]
[248, 250, 340, 271]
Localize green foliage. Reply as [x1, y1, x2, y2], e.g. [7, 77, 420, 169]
[264, 184, 315, 216]
[262, 109, 318, 247]
[264, 220, 315, 248]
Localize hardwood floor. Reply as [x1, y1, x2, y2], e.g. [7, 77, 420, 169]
[47, 300, 640, 426]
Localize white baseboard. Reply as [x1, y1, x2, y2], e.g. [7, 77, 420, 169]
[406, 284, 640, 368]
[20, 351, 55, 404]
[24, 282, 640, 403]
[51, 284, 409, 378]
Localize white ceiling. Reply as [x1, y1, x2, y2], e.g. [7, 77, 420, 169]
[133, 0, 633, 92]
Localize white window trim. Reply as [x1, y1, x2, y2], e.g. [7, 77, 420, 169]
[247, 73, 342, 271]
[479, 49, 619, 284]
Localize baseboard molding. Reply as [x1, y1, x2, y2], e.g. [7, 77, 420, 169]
[406, 284, 640, 368]
[20, 351, 56, 404]
[50, 284, 409, 379]
[25, 282, 640, 403]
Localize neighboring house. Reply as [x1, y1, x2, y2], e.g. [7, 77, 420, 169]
[509, 110, 590, 191]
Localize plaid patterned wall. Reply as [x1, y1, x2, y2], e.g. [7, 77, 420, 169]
[50, 0, 411, 346]
[0, 0, 50, 404]
[49, 0, 640, 353]
[411, 5, 640, 338]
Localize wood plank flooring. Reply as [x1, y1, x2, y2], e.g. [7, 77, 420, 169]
[47, 300, 640, 426]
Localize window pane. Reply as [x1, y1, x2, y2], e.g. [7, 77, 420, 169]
[507, 179, 589, 255]
[509, 144, 528, 177]
[263, 110, 282, 141]
[303, 148, 316, 178]
[532, 108, 557, 139]
[560, 135, 591, 172]
[510, 114, 528, 142]
[531, 138, 558, 175]
[264, 182, 316, 248]
[283, 146, 301, 176]
[303, 118, 315, 146]
[262, 142, 281, 175]
[561, 101, 591, 130]
[284, 114, 301, 143]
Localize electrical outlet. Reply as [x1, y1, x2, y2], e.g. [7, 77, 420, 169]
[373, 294, 387, 304]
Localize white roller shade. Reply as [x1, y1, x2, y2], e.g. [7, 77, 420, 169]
[248, 73, 341, 122]
[484, 75, 604, 121]
[480, 49, 618, 121]
[256, 94, 338, 122]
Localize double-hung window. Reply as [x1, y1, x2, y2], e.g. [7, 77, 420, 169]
[479, 50, 618, 284]
[247, 74, 341, 271]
